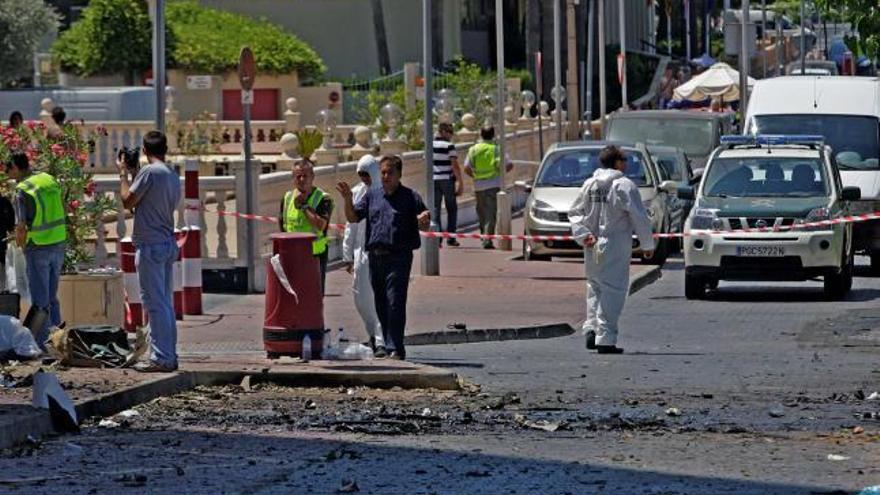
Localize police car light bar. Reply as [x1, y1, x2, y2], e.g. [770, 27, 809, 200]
[720, 135, 825, 147]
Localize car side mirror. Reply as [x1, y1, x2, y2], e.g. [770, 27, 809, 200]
[842, 186, 861, 201]
[659, 180, 678, 194]
[514, 180, 532, 193]
[677, 186, 695, 200]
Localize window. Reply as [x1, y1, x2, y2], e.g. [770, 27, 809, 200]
[607, 118, 715, 156]
[753, 115, 880, 170]
[703, 157, 830, 198]
[536, 149, 653, 188]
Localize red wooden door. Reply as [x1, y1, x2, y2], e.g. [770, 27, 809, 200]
[222, 89, 279, 120]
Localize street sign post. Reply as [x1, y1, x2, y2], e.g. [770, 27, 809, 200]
[238, 47, 257, 292]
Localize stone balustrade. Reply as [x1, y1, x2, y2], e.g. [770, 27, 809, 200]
[85, 123, 563, 292]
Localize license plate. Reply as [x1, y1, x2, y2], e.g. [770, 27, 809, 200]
[736, 245, 785, 257]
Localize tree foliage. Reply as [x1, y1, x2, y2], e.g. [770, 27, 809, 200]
[52, 0, 325, 80]
[51, 0, 154, 82]
[0, 0, 59, 87]
[166, 1, 325, 79]
[814, 0, 880, 61]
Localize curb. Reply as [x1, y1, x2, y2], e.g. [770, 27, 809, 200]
[405, 323, 575, 346]
[404, 266, 661, 347]
[0, 364, 458, 450]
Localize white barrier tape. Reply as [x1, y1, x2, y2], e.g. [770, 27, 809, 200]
[269, 254, 299, 305]
[192, 206, 880, 243]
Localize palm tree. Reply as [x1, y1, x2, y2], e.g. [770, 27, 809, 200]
[370, 0, 392, 75]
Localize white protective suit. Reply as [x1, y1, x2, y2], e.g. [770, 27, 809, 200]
[568, 168, 655, 346]
[342, 156, 385, 348]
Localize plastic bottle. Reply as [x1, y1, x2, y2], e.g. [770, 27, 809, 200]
[302, 334, 312, 362]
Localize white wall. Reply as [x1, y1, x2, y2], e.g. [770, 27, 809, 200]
[198, 0, 463, 79]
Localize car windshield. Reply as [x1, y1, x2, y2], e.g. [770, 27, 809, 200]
[703, 157, 830, 198]
[536, 149, 653, 188]
[607, 117, 715, 156]
[651, 151, 685, 181]
[753, 115, 880, 170]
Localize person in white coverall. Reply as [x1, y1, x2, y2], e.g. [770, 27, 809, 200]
[568, 146, 655, 354]
[342, 155, 386, 356]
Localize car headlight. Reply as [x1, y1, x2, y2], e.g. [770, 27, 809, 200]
[531, 199, 560, 222]
[689, 208, 722, 231]
[795, 207, 834, 232]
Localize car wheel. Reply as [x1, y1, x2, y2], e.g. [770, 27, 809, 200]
[523, 237, 552, 262]
[685, 273, 706, 300]
[871, 251, 880, 276]
[824, 251, 854, 300]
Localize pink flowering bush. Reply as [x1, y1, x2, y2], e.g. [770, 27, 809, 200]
[0, 121, 116, 271]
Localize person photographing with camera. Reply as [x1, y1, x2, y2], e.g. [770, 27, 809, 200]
[117, 131, 181, 372]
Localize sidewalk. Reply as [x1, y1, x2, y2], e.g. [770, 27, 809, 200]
[177, 217, 661, 355]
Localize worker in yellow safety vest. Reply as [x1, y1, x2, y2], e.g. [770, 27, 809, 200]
[6, 151, 67, 351]
[280, 160, 334, 294]
[464, 126, 513, 249]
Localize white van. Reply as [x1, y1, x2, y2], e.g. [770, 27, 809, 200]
[744, 76, 880, 270]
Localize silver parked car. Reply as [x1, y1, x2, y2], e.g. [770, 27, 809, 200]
[519, 141, 682, 265]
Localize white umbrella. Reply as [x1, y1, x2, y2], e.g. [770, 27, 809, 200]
[673, 62, 757, 102]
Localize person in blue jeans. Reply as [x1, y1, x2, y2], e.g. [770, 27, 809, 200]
[6, 152, 66, 351]
[117, 131, 181, 372]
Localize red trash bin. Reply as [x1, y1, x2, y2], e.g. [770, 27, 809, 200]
[263, 233, 325, 358]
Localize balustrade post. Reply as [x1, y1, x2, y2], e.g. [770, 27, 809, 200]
[284, 97, 301, 133]
[39, 98, 54, 126]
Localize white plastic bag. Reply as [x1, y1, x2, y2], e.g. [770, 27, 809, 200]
[0, 315, 40, 359]
[5, 245, 29, 305]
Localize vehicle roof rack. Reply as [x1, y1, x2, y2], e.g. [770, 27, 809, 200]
[720, 134, 825, 150]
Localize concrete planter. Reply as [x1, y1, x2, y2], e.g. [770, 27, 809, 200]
[59, 272, 125, 328]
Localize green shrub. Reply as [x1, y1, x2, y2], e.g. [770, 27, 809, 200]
[53, 0, 325, 80]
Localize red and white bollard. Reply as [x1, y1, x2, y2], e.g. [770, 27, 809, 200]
[120, 238, 145, 332]
[182, 159, 203, 315]
[173, 229, 184, 320]
[181, 227, 202, 315]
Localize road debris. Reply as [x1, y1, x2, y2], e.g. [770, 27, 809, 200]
[338, 479, 360, 493]
[117, 409, 140, 419]
[239, 375, 253, 392]
[665, 407, 682, 417]
[98, 419, 120, 429]
[867, 392, 880, 401]
[769, 408, 786, 418]
[826, 454, 850, 462]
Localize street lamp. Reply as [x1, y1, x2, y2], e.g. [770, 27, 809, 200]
[380, 102, 402, 141]
[315, 109, 336, 151]
[520, 90, 536, 119]
[435, 97, 454, 124]
[550, 85, 566, 123]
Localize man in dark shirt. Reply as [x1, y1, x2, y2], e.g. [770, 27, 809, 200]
[337, 155, 430, 360]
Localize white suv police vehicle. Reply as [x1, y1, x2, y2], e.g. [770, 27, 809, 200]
[680, 135, 862, 300]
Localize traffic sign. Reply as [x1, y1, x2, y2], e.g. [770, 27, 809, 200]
[238, 47, 256, 91]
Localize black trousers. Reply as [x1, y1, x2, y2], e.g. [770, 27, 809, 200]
[368, 250, 413, 356]
[432, 179, 458, 234]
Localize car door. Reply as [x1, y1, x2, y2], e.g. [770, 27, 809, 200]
[646, 150, 684, 233]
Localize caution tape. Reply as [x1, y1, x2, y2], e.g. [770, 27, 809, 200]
[189, 205, 880, 243]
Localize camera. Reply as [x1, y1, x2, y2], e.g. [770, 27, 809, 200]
[117, 146, 140, 171]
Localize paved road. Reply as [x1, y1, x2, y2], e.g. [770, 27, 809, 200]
[3, 257, 880, 494]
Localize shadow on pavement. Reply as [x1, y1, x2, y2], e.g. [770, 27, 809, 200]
[0, 428, 851, 495]
[708, 287, 880, 303]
